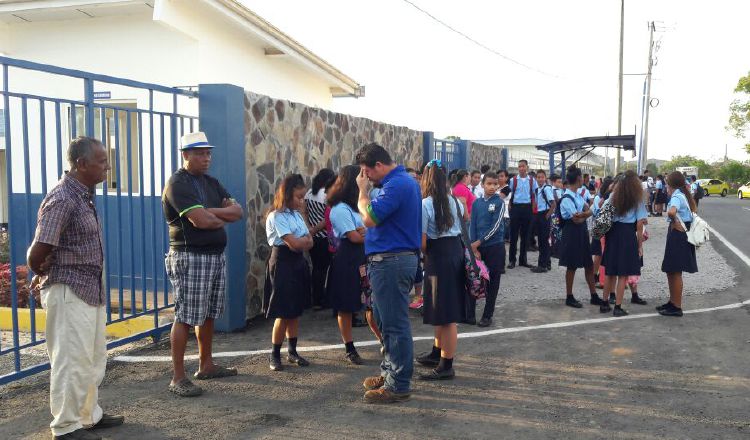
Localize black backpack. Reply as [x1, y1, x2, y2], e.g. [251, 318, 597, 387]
[695, 184, 705, 200]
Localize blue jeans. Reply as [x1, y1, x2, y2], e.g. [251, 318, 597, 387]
[368, 253, 417, 394]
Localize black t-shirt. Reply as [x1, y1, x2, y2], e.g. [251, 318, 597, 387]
[162, 168, 231, 253]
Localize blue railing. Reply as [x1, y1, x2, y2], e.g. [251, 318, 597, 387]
[0, 56, 198, 384]
[422, 132, 467, 171]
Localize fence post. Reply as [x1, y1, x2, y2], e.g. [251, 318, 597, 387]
[422, 131, 434, 167]
[460, 140, 471, 170]
[549, 151, 555, 176]
[199, 84, 247, 332]
[501, 148, 509, 171]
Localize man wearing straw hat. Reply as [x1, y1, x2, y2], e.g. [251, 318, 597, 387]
[162, 132, 243, 397]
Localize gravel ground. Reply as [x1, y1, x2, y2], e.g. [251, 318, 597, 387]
[497, 216, 735, 303]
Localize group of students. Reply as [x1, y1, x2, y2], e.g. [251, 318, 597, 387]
[261, 151, 699, 387]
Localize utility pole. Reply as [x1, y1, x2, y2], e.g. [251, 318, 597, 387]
[615, 0, 625, 175]
[639, 21, 655, 175]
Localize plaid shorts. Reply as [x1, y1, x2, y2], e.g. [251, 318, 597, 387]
[165, 250, 226, 326]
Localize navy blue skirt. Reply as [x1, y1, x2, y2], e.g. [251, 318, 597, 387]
[591, 236, 602, 256]
[662, 222, 698, 274]
[423, 236, 467, 325]
[263, 246, 310, 319]
[327, 238, 365, 313]
[602, 222, 641, 276]
[558, 221, 593, 269]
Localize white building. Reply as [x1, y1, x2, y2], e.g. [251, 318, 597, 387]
[471, 138, 606, 175]
[0, 0, 362, 223]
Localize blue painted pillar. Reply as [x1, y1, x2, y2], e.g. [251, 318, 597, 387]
[501, 148, 509, 172]
[199, 84, 247, 332]
[422, 131, 434, 168]
[561, 152, 567, 175]
[459, 140, 471, 170]
[548, 151, 555, 176]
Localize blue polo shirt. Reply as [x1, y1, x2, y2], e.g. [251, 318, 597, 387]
[559, 189, 586, 220]
[511, 175, 538, 204]
[365, 165, 422, 255]
[535, 184, 555, 211]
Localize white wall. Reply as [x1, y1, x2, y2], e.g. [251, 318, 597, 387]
[1, 3, 335, 194]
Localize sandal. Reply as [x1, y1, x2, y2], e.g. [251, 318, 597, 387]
[193, 365, 238, 380]
[168, 378, 203, 397]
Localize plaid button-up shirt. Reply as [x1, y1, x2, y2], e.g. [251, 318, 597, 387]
[34, 174, 104, 306]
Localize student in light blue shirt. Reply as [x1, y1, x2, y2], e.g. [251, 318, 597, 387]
[264, 174, 314, 371]
[600, 171, 649, 316]
[531, 170, 556, 273]
[557, 166, 601, 309]
[508, 160, 539, 268]
[659, 172, 698, 318]
[590, 177, 614, 286]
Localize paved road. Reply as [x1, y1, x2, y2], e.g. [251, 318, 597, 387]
[696, 195, 750, 256]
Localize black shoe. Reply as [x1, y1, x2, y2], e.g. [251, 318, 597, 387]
[631, 294, 648, 305]
[656, 301, 672, 312]
[600, 303, 612, 313]
[418, 368, 455, 381]
[658, 304, 683, 317]
[346, 351, 364, 365]
[608, 293, 616, 304]
[269, 354, 283, 371]
[507, 262, 516, 269]
[530, 266, 548, 273]
[565, 296, 583, 308]
[287, 353, 310, 367]
[416, 352, 440, 367]
[462, 318, 477, 325]
[88, 414, 124, 430]
[55, 429, 101, 440]
[500, 268, 506, 274]
[590, 295, 604, 306]
[477, 317, 492, 327]
[613, 306, 629, 317]
[519, 262, 532, 268]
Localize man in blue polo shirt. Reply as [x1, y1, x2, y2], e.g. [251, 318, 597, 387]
[508, 159, 538, 268]
[355, 142, 421, 405]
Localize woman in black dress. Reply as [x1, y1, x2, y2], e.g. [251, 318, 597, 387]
[415, 160, 466, 380]
[326, 165, 369, 365]
[264, 174, 314, 371]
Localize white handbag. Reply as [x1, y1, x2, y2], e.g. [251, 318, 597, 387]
[676, 213, 709, 247]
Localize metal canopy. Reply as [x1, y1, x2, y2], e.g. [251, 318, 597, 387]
[536, 135, 636, 153]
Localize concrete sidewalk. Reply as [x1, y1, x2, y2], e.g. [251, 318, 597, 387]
[1, 219, 749, 439]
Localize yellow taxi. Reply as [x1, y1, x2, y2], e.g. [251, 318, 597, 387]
[697, 179, 732, 197]
[738, 181, 750, 199]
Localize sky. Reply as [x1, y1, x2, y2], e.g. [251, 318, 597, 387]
[241, 0, 750, 162]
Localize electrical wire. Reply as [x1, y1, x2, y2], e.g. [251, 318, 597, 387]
[400, 0, 563, 78]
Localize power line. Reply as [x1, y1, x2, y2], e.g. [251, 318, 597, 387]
[400, 0, 562, 78]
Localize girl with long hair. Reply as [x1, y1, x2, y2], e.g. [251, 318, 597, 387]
[415, 160, 466, 380]
[653, 174, 667, 216]
[557, 166, 603, 309]
[264, 174, 314, 371]
[326, 165, 377, 364]
[305, 168, 336, 310]
[600, 170, 648, 317]
[659, 171, 698, 317]
[591, 176, 614, 289]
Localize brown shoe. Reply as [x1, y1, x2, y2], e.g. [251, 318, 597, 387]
[362, 375, 385, 391]
[363, 387, 411, 404]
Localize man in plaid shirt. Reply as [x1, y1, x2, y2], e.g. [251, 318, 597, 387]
[27, 137, 124, 440]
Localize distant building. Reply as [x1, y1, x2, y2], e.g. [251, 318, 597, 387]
[470, 138, 605, 175]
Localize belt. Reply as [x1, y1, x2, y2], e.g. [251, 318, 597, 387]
[367, 251, 416, 262]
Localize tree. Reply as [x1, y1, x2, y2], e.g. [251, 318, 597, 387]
[727, 71, 750, 153]
[659, 155, 713, 178]
[716, 160, 750, 184]
[646, 162, 658, 176]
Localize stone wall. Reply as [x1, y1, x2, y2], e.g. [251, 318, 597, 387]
[243, 92, 424, 317]
[469, 142, 505, 171]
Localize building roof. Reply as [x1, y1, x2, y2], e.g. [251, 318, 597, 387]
[0, 0, 363, 97]
[470, 138, 554, 146]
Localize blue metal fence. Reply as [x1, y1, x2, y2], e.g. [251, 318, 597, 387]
[422, 131, 468, 171]
[0, 56, 198, 384]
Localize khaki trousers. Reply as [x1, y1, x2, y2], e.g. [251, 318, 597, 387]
[41, 284, 106, 436]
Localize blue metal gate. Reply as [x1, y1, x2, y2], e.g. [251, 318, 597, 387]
[422, 131, 467, 171]
[0, 56, 198, 384]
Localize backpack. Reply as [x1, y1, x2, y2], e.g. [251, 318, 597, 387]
[452, 197, 489, 299]
[695, 184, 705, 200]
[591, 200, 615, 240]
[676, 213, 709, 247]
[550, 193, 573, 258]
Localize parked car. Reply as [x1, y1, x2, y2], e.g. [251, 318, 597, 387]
[697, 179, 732, 197]
[738, 181, 750, 199]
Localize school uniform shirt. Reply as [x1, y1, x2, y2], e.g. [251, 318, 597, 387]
[452, 183, 476, 217]
[422, 196, 464, 239]
[329, 203, 364, 238]
[656, 180, 664, 191]
[511, 175, 538, 204]
[690, 182, 698, 196]
[499, 185, 512, 219]
[266, 209, 309, 246]
[667, 189, 693, 223]
[578, 186, 592, 203]
[592, 194, 604, 217]
[559, 189, 586, 221]
[612, 202, 648, 224]
[553, 187, 565, 200]
[470, 194, 506, 247]
[535, 184, 555, 212]
[470, 184, 485, 199]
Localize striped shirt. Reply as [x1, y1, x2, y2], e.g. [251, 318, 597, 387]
[34, 174, 104, 306]
[304, 188, 328, 238]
